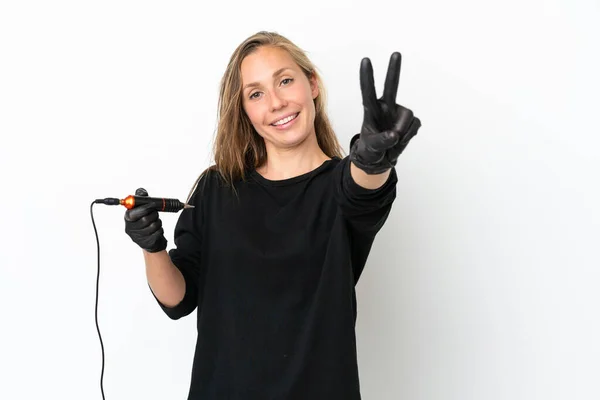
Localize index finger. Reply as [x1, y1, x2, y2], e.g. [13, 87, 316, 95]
[360, 57, 379, 113]
[125, 203, 157, 222]
[383, 52, 402, 105]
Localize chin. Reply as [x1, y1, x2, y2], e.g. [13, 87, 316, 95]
[266, 131, 310, 149]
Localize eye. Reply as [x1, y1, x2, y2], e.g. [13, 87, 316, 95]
[249, 91, 262, 100]
[281, 78, 293, 86]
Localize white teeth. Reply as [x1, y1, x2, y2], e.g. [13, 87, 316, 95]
[272, 113, 298, 126]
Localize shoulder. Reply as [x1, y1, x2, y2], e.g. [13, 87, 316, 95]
[329, 155, 350, 178]
[186, 166, 220, 205]
[187, 165, 251, 203]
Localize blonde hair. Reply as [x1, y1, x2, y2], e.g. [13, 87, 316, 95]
[186, 31, 344, 202]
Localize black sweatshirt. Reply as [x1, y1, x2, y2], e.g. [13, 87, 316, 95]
[150, 156, 397, 399]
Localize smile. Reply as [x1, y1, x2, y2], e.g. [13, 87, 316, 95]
[271, 112, 299, 127]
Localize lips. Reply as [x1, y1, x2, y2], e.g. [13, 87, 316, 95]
[270, 112, 299, 126]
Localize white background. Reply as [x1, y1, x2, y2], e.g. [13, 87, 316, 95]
[1, 1, 598, 399]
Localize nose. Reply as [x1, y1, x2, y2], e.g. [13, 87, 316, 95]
[269, 90, 287, 112]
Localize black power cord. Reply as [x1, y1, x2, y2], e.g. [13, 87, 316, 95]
[90, 201, 106, 400]
[89, 195, 189, 399]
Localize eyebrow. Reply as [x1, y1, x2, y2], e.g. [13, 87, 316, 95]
[242, 67, 293, 92]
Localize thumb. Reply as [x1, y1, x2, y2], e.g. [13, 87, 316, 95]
[135, 187, 149, 197]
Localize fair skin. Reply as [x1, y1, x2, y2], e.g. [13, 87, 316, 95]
[240, 46, 390, 189]
[145, 46, 392, 309]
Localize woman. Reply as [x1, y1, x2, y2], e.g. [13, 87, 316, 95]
[125, 31, 421, 400]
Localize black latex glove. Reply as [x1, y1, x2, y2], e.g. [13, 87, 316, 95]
[349, 52, 422, 175]
[124, 188, 167, 253]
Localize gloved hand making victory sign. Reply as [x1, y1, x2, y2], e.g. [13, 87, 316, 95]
[350, 52, 422, 175]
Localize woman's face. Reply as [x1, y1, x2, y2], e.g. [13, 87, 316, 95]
[240, 46, 319, 151]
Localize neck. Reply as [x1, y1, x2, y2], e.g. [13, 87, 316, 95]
[258, 133, 331, 180]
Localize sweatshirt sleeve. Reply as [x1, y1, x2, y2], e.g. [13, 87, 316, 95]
[148, 173, 209, 320]
[333, 156, 398, 233]
[333, 156, 398, 283]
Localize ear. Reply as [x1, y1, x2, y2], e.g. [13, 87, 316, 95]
[309, 72, 319, 99]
